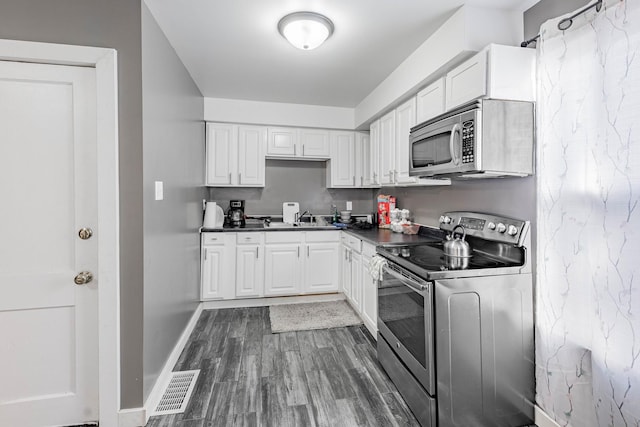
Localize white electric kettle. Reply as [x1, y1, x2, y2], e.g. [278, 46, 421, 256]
[203, 201, 224, 229]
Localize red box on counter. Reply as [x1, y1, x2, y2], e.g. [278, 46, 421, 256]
[377, 195, 396, 228]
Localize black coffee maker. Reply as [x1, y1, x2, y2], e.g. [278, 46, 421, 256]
[226, 200, 246, 227]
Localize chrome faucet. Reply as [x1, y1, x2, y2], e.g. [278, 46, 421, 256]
[295, 210, 310, 223]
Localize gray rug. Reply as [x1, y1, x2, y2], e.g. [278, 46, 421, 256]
[269, 300, 363, 333]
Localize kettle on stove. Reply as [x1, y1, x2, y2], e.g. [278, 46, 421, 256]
[443, 224, 471, 269]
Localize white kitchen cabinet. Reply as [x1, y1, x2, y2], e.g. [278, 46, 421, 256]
[201, 233, 236, 300]
[350, 250, 363, 313]
[303, 231, 340, 293]
[264, 232, 303, 296]
[361, 242, 378, 336]
[394, 97, 418, 185]
[416, 77, 446, 124]
[299, 128, 330, 158]
[445, 44, 536, 111]
[267, 127, 330, 159]
[235, 233, 265, 298]
[340, 244, 351, 297]
[369, 120, 381, 187]
[379, 110, 396, 185]
[206, 123, 265, 187]
[328, 131, 356, 187]
[356, 132, 378, 188]
[266, 127, 297, 157]
[340, 233, 363, 313]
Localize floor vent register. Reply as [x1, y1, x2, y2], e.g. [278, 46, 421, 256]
[152, 370, 200, 415]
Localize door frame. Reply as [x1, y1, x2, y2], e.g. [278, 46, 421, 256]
[0, 39, 120, 426]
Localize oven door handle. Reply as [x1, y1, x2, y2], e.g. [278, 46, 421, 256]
[383, 265, 429, 292]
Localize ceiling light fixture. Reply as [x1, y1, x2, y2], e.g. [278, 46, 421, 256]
[277, 12, 334, 51]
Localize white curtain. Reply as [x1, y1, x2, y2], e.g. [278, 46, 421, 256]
[536, 1, 640, 426]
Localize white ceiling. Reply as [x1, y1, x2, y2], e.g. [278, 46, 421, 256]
[144, 0, 535, 108]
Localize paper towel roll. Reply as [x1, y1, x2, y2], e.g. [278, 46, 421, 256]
[203, 201, 223, 228]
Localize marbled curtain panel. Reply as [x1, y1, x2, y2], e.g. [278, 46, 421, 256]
[536, 1, 640, 426]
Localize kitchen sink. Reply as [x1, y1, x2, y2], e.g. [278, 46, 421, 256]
[264, 222, 336, 229]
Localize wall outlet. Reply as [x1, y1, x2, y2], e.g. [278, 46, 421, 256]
[346, 201, 352, 211]
[154, 181, 164, 201]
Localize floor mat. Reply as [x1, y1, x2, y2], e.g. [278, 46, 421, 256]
[269, 299, 362, 333]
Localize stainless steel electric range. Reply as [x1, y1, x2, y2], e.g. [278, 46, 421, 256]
[376, 212, 535, 427]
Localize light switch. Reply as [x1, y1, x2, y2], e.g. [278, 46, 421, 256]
[155, 181, 164, 201]
[346, 201, 352, 211]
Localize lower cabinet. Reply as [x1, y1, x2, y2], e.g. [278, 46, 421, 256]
[360, 242, 378, 336]
[201, 233, 236, 300]
[201, 231, 340, 301]
[235, 233, 265, 298]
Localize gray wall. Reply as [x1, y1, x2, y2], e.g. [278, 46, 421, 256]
[209, 160, 376, 216]
[523, 0, 588, 39]
[0, 0, 145, 408]
[141, 4, 205, 402]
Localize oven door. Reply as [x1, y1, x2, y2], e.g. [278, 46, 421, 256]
[377, 262, 435, 395]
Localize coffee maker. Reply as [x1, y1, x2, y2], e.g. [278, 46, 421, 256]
[226, 200, 246, 227]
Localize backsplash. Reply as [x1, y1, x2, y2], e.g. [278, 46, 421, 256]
[208, 159, 376, 216]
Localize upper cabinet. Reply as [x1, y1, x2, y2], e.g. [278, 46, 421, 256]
[394, 97, 417, 185]
[416, 77, 446, 124]
[327, 131, 377, 189]
[445, 44, 535, 111]
[206, 123, 265, 187]
[267, 127, 330, 159]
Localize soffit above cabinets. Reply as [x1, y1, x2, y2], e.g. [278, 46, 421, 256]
[143, 0, 536, 109]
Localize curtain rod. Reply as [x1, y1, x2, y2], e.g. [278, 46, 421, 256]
[520, 0, 603, 48]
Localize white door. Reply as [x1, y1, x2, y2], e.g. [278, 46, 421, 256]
[395, 98, 418, 184]
[237, 125, 265, 187]
[379, 110, 396, 184]
[266, 127, 297, 157]
[206, 123, 237, 186]
[329, 131, 355, 187]
[236, 244, 264, 298]
[350, 251, 363, 312]
[298, 128, 330, 158]
[0, 61, 98, 426]
[303, 243, 340, 293]
[264, 244, 301, 296]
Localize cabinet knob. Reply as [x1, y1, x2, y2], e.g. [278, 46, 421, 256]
[74, 271, 93, 285]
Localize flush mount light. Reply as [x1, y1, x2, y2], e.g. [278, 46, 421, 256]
[277, 12, 334, 50]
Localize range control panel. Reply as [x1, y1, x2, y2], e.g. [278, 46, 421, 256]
[438, 211, 528, 246]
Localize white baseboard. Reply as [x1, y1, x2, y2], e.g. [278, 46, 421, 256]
[138, 303, 204, 426]
[535, 405, 561, 427]
[201, 292, 345, 309]
[117, 408, 146, 427]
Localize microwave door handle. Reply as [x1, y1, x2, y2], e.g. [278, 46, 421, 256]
[449, 123, 461, 165]
[383, 265, 428, 292]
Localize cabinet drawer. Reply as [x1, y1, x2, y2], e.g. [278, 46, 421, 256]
[362, 242, 377, 258]
[265, 231, 304, 243]
[305, 230, 340, 243]
[341, 233, 362, 252]
[202, 233, 228, 245]
[236, 232, 264, 245]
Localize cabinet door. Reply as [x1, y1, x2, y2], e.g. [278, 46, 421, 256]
[237, 125, 266, 187]
[299, 128, 330, 158]
[369, 119, 381, 186]
[416, 78, 445, 124]
[329, 131, 356, 187]
[267, 127, 297, 157]
[349, 251, 363, 312]
[340, 245, 351, 296]
[395, 98, 418, 185]
[379, 110, 396, 185]
[205, 123, 237, 186]
[361, 254, 378, 337]
[264, 244, 302, 296]
[303, 243, 339, 293]
[445, 49, 488, 111]
[201, 238, 235, 300]
[236, 244, 264, 298]
[356, 132, 371, 188]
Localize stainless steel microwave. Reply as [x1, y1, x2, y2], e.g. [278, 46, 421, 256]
[409, 99, 535, 178]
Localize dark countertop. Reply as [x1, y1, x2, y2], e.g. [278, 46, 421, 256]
[201, 222, 444, 247]
[343, 226, 444, 246]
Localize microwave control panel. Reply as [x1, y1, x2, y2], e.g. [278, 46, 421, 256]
[462, 120, 474, 163]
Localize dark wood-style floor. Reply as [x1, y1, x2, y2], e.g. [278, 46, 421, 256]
[146, 306, 419, 427]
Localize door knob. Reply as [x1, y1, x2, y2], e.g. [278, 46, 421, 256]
[78, 228, 93, 240]
[74, 271, 94, 285]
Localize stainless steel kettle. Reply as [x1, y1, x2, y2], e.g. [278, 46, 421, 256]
[444, 224, 470, 256]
